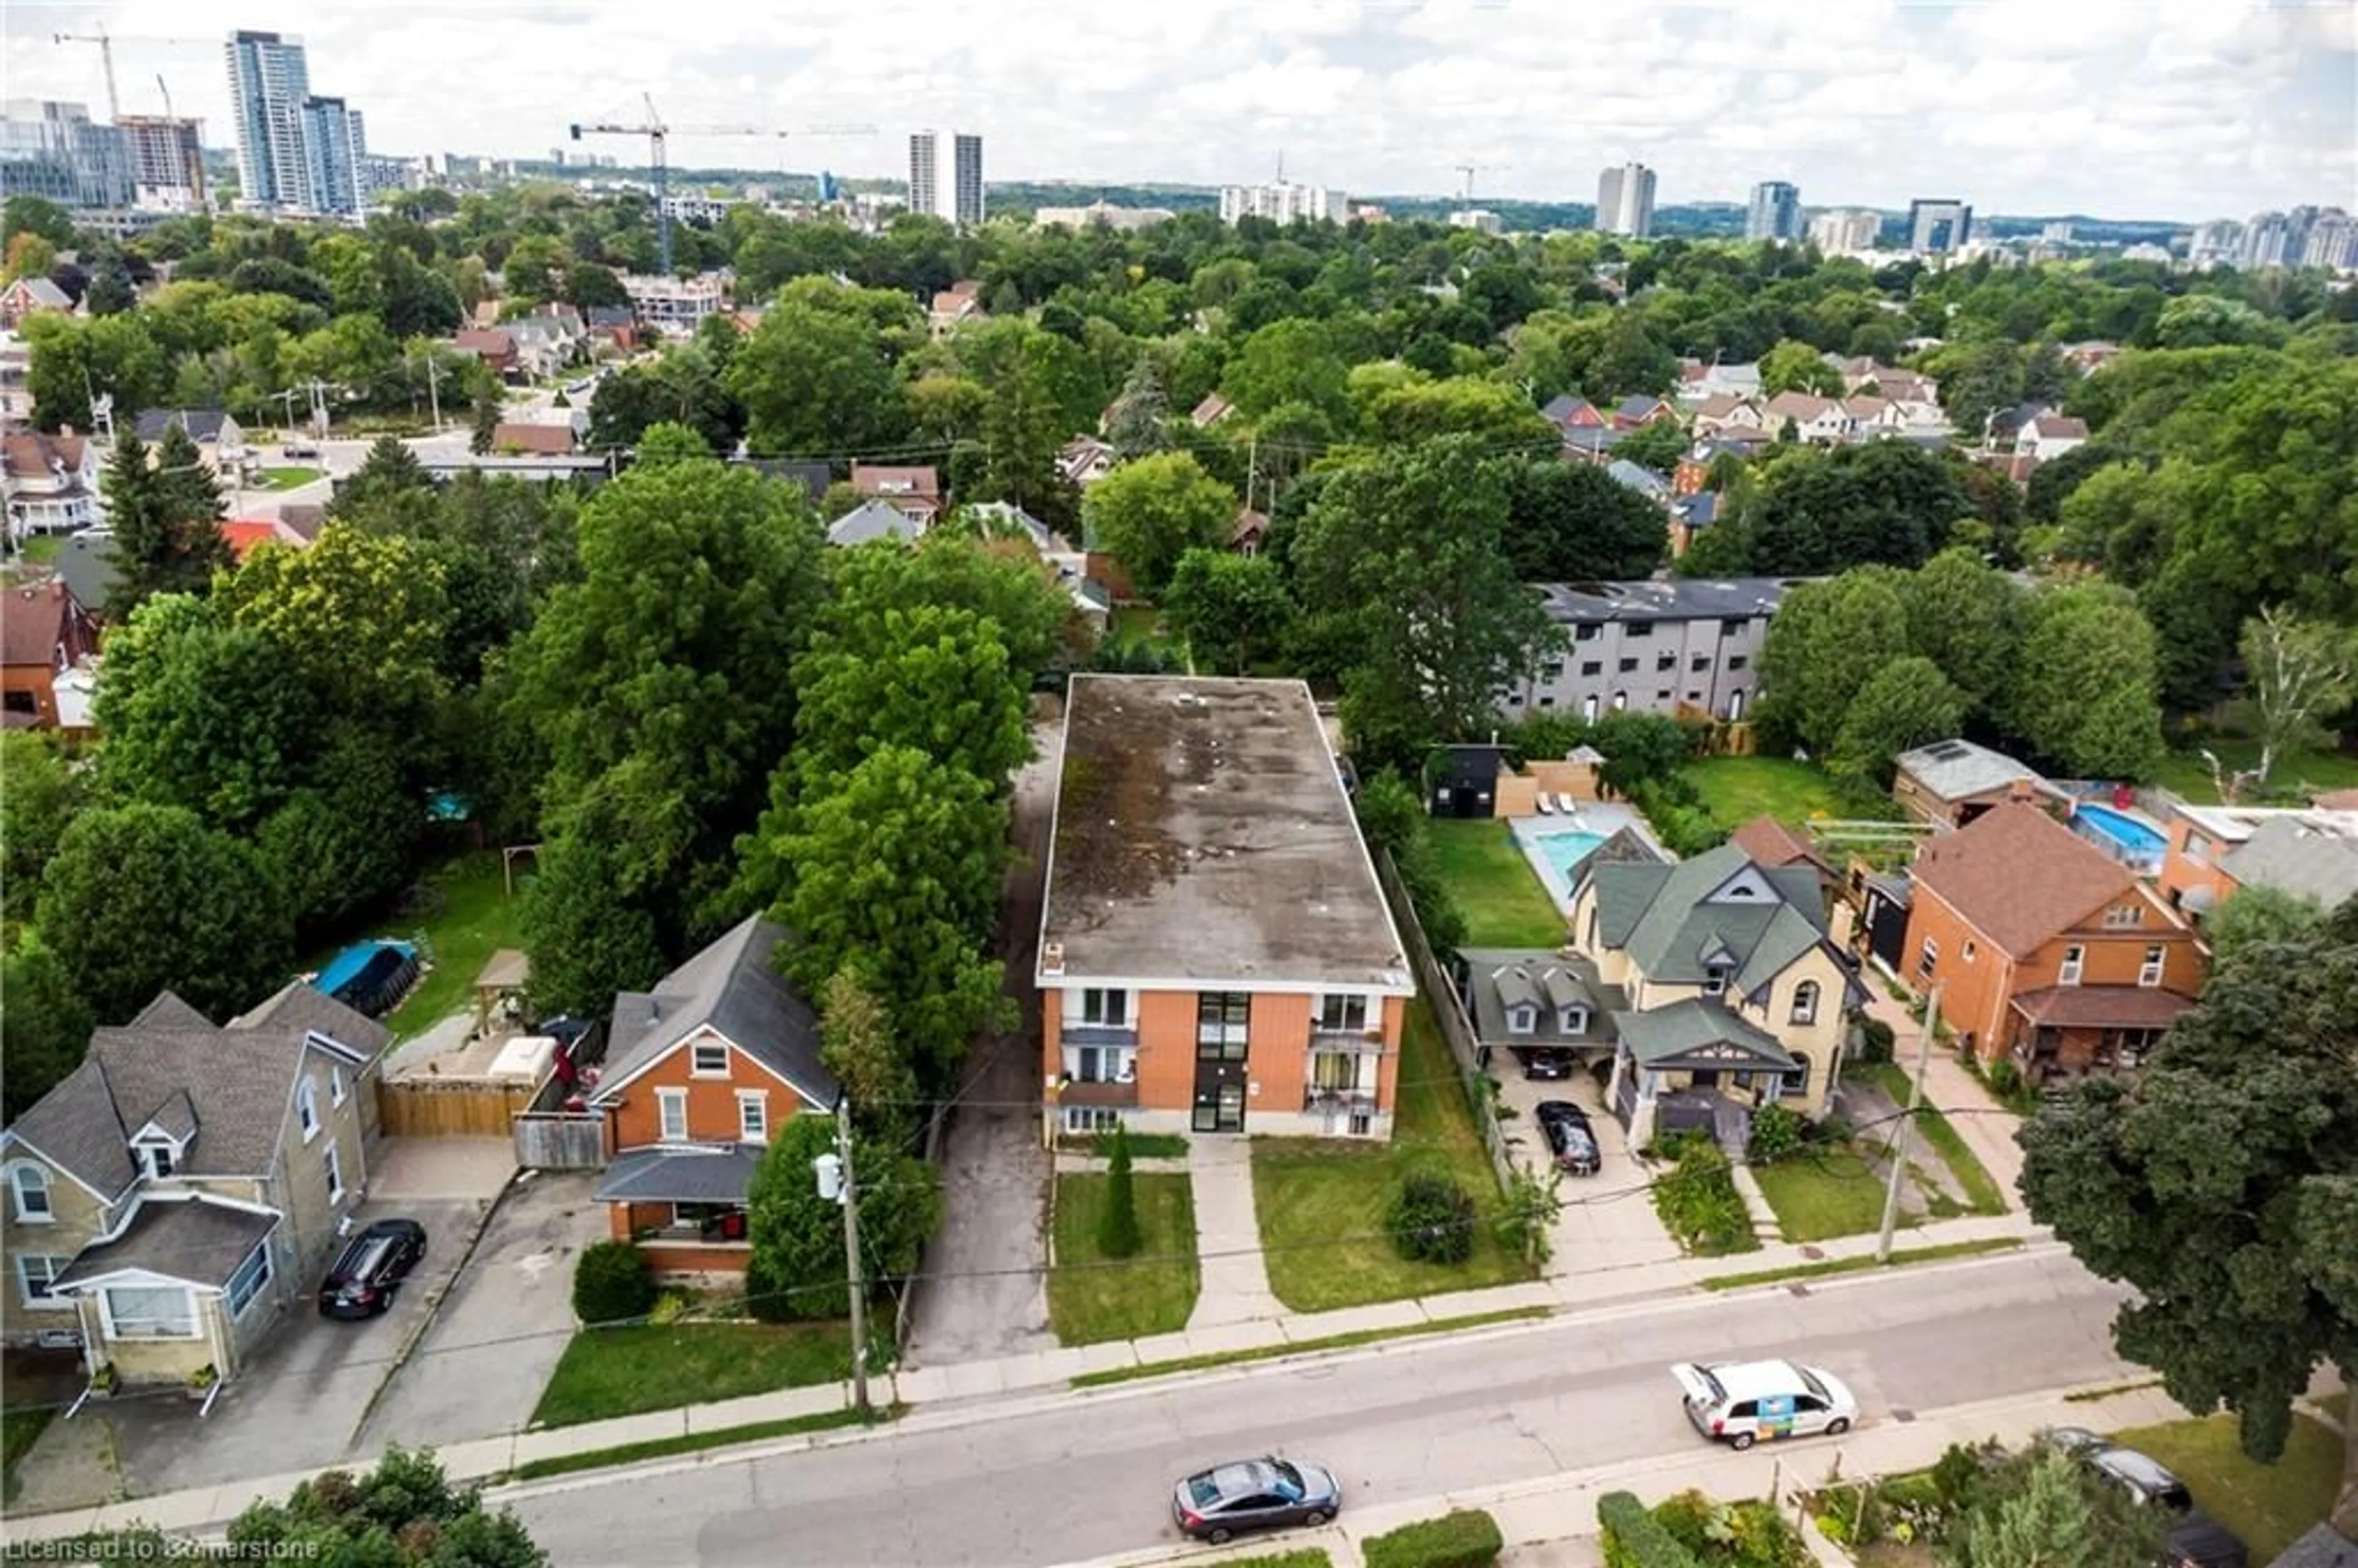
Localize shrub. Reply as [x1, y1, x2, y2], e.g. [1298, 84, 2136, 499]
[1856, 1016, 1896, 1064]
[1386, 1173, 1477, 1264]
[1649, 1492, 1807, 1568]
[1746, 1103, 1805, 1163]
[1363, 1508, 1505, 1568]
[571, 1240, 655, 1325]
[743, 1250, 795, 1323]
[1598, 1491, 1702, 1568]
[1651, 1139, 1754, 1254]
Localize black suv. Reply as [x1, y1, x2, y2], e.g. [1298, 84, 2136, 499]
[319, 1218, 427, 1319]
[1535, 1100, 1601, 1176]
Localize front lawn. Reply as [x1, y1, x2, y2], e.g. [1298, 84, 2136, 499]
[1048, 1171, 1199, 1345]
[256, 465, 325, 491]
[3, 1407, 53, 1505]
[2151, 742, 2358, 805]
[1252, 999, 1536, 1313]
[1426, 819, 1565, 947]
[2111, 1413, 2343, 1564]
[382, 852, 529, 1038]
[531, 1321, 855, 1427]
[1749, 1146, 1894, 1242]
[1847, 1062, 2009, 1215]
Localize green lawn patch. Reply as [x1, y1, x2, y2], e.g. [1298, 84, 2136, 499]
[381, 852, 529, 1038]
[16, 536, 61, 567]
[1679, 756, 1863, 831]
[531, 1321, 854, 1427]
[2152, 742, 2358, 806]
[3, 1407, 55, 1505]
[509, 1406, 882, 1481]
[1048, 1172, 1199, 1345]
[1848, 1063, 2009, 1215]
[2110, 1413, 2343, 1564]
[1072, 1306, 1548, 1389]
[256, 465, 325, 491]
[1425, 818, 1565, 947]
[1065, 1131, 1189, 1159]
[1749, 1146, 1895, 1243]
[1698, 1237, 2023, 1290]
[1251, 1000, 1536, 1312]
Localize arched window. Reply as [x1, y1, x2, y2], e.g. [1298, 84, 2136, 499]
[9, 1162, 53, 1223]
[1789, 980, 1821, 1026]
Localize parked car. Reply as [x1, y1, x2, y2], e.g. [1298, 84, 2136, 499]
[1535, 1100, 1601, 1176]
[1521, 1048, 1575, 1081]
[281, 439, 319, 459]
[2046, 1429, 2249, 1568]
[1171, 1456, 1342, 1545]
[319, 1218, 427, 1319]
[1672, 1359, 1856, 1450]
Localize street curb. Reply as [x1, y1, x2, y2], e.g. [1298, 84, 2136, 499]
[344, 1165, 532, 1450]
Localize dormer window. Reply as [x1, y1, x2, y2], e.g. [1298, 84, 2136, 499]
[134, 1136, 179, 1181]
[1558, 1006, 1589, 1034]
[1507, 1004, 1536, 1035]
[1703, 964, 1731, 996]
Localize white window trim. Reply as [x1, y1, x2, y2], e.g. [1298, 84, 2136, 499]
[1559, 1006, 1589, 1035]
[737, 1090, 770, 1144]
[324, 1142, 344, 1204]
[656, 1087, 690, 1143]
[100, 1283, 200, 1340]
[1703, 965, 1730, 997]
[15, 1253, 68, 1310]
[9, 1162, 55, 1224]
[297, 1077, 321, 1143]
[2060, 944, 2085, 987]
[1506, 1004, 1536, 1036]
[1789, 982, 1819, 1027]
[690, 1040, 731, 1077]
[2138, 945, 2165, 988]
[133, 1137, 177, 1181]
[330, 1063, 348, 1107]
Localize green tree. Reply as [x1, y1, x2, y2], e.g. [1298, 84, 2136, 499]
[2020, 899, 2358, 1526]
[1081, 450, 1237, 600]
[2233, 606, 2355, 791]
[2012, 585, 2166, 778]
[729, 291, 912, 456]
[255, 724, 418, 935]
[973, 324, 1087, 531]
[2204, 885, 2325, 973]
[1096, 1123, 1143, 1257]
[819, 530, 1078, 678]
[1831, 656, 1967, 783]
[105, 428, 232, 614]
[745, 1112, 940, 1319]
[470, 391, 500, 456]
[96, 613, 318, 829]
[2, 195, 76, 250]
[224, 1445, 546, 1567]
[1948, 1447, 2160, 1568]
[36, 804, 290, 1025]
[1, 937, 93, 1122]
[1105, 352, 1172, 459]
[1221, 317, 1348, 425]
[790, 604, 1029, 788]
[1755, 569, 1913, 756]
[1163, 549, 1298, 674]
[562, 261, 629, 309]
[1902, 546, 2028, 720]
[819, 970, 918, 1143]
[1759, 338, 1843, 397]
[1501, 459, 1669, 580]
[518, 786, 667, 1015]
[216, 524, 452, 713]
[0, 731, 82, 930]
[1749, 442, 1967, 574]
[1611, 418, 1691, 473]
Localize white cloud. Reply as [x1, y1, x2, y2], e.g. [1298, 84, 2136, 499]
[7, 0, 2348, 215]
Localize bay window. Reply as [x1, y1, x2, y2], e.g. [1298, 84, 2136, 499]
[103, 1284, 196, 1339]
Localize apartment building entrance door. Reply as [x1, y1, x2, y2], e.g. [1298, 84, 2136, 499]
[1194, 991, 1251, 1133]
[1193, 1063, 1247, 1133]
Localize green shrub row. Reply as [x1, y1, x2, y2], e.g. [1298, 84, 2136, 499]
[1362, 1507, 1505, 1568]
[1598, 1491, 1700, 1568]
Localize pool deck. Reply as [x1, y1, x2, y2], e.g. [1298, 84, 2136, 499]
[1508, 804, 1658, 907]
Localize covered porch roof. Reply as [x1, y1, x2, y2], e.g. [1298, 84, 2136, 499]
[1610, 999, 1798, 1072]
[2009, 985, 2196, 1031]
[593, 1144, 765, 1206]
[52, 1197, 277, 1292]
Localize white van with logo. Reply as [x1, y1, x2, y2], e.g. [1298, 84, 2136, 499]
[1671, 1359, 1858, 1449]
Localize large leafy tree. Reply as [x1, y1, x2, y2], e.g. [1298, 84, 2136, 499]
[2230, 606, 2354, 793]
[1754, 569, 1913, 757]
[728, 285, 913, 456]
[37, 803, 290, 1025]
[1163, 549, 1298, 675]
[1900, 546, 2026, 721]
[1759, 338, 1843, 397]
[1749, 441, 1967, 574]
[1501, 459, 1670, 581]
[1949, 1446, 2162, 1568]
[745, 1112, 940, 1321]
[1, 937, 93, 1121]
[216, 524, 452, 713]
[1831, 655, 1967, 783]
[2021, 900, 2358, 1531]
[224, 1446, 546, 1567]
[818, 530, 1078, 678]
[96, 611, 318, 829]
[789, 604, 1029, 790]
[1080, 450, 1237, 600]
[1291, 436, 1560, 772]
[0, 731, 82, 931]
[2011, 584, 2167, 779]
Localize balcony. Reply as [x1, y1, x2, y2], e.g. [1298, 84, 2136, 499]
[1059, 1079, 1139, 1108]
[1309, 1029, 1387, 1054]
[1304, 1089, 1379, 1114]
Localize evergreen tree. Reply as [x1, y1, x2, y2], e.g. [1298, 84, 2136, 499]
[107, 426, 231, 614]
[1105, 354, 1173, 459]
[470, 392, 500, 456]
[1096, 1122, 1143, 1258]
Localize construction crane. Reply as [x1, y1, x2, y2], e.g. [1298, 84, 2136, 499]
[569, 96, 875, 272]
[1453, 162, 1512, 214]
[52, 26, 210, 123]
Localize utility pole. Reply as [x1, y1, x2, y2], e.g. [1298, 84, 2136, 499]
[817, 1098, 871, 1416]
[1875, 984, 1941, 1264]
[422, 352, 444, 433]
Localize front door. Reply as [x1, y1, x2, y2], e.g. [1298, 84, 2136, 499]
[1193, 1063, 1247, 1132]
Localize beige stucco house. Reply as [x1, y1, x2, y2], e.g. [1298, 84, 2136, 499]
[0, 985, 388, 1390]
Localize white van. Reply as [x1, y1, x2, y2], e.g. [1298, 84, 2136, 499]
[1671, 1359, 1858, 1450]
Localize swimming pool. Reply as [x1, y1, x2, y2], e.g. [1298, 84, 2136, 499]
[2072, 802, 2166, 867]
[1531, 830, 1606, 880]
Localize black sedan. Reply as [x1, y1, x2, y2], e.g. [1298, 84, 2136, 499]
[1535, 1100, 1601, 1176]
[319, 1218, 427, 1319]
[1520, 1048, 1576, 1081]
[1172, 1457, 1342, 1545]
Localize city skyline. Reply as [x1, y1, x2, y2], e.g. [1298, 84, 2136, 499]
[9, 0, 2349, 219]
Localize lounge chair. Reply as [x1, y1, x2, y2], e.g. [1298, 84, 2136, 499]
[1536, 793, 1558, 815]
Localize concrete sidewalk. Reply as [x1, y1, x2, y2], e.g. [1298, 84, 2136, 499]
[1864, 987, 2027, 1205]
[1185, 1138, 1285, 1329]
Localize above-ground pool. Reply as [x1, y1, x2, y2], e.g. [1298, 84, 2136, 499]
[315, 939, 421, 1018]
[2071, 802, 2166, 869]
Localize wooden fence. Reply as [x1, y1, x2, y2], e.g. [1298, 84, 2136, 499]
[376, 1074, 540, 1139]
[1372, 847, 1519, 1196]
[513, 1111, 605, 1170]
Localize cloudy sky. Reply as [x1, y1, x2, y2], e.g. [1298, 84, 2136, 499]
[12, 0, 2353, 219]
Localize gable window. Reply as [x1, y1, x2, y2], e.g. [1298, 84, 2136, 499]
[225, 1239, 273, 1317]
[1962, 940, 1977, 962]
[103, 1284, 195, 1339]
[737, 1091, 770, 1144]
[1316, 994, 1370, 1034]
[1916, 936, 1939, 980]
[2138, 944, 2165, 988]
[16, 1254, 66, 1309]
[1081, 988, 1129, 1028]
[691, 1040, 731, 1076]
[656, 1087, 690, 1142]
[1506, 1004, 1536, 1035]
[9, 1162, 52, 1223]
[2060, 944, 2085, 986]
[1703, 963, 1730, 996]
[330, 1065, 347, 1107]
[135, 1138, 177, 1181]
[297, 1077, 320, 1141]
[2103, 904, 2144, 930]
[324, 1143, 344, 1204]
[1789, 980, 1820, 1026]
[1197, 992, 1250, 1059]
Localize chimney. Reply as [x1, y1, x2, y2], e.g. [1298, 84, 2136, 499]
[60, 424, 75, 440]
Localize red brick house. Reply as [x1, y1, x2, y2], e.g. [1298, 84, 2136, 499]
[588, 917, 838, 1281]
[2, 581, 98, 730]
[453, 328, 518, 378]
[850, 464, 943, 525]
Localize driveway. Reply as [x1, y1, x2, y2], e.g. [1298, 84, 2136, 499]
[903, 711, 1060, 1367]
[361, 1170, 605, 1448]
[1492, 1059, 1686, 1279]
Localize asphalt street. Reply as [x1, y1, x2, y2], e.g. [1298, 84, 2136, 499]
[503, 1244, 2136, 1568]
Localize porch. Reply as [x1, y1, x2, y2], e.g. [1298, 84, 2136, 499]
[594, 1143, 765, 1275]
[2006, 985, 2195, 1082]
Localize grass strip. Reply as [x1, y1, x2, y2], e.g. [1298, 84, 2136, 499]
[509, 1407, 881, 1481]
[1070, 1306, 1549, 1389]
[1698, 1236, 2022, 1291]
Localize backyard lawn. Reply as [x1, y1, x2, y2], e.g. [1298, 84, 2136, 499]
[1679, 756, 1901, 833]
[2151, 742, 2358, 805]
[1426, 819, 1566, 947]
[1749, 1145, 1894, 1242]
[1048, 1172, 1199, 1345]
[381, 852, 529, 1038]
[2111, 1413, 2344, 1564]
[531, 1321, 855, 1427]
[1252, 999, 1536, 1313]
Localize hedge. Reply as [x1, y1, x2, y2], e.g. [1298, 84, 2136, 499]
[1598, 1491, 1703, 1568]
[1362, 1508, 1506, 1568]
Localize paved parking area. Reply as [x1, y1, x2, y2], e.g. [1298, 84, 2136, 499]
[1492, 1059, 1686, 1281]
[361, 1170, 605, 1447]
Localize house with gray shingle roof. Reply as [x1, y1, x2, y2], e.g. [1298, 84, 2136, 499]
[1457, 947, 1625, 1064]
[588, 916, 838, 1280]
[1568, 840, 1864, 1149]
[0, 984, 389, 1389]
[826, 497, 925, 548]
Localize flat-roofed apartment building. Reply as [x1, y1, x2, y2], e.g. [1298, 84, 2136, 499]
[1504, 578, 1800, 724]
[1038, 675, 1415, 1139]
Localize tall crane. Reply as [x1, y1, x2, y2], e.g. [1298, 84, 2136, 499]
[1453, 162, 1511, 214]
[52, 26, 211, 123]
[569, 96, 875, 272]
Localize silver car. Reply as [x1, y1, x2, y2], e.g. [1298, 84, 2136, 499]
[1171, 1456, 1342, 1544]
